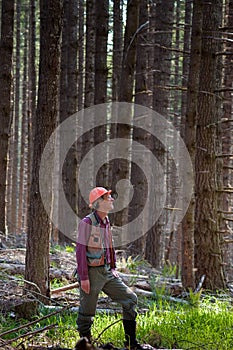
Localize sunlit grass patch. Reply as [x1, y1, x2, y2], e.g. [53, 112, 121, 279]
[141, 297, 233, 349]
[0, 294, 233, 349]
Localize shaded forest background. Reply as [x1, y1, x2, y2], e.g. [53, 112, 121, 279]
[0, 0, 233, 302]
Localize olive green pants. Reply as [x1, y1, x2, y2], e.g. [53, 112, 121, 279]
[77, 265, 137, 336]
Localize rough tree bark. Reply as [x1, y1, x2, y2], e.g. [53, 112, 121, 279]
[78, 0, 95, 219]
[58, 0, 78, 245]
[94, 0, 109, 187]
[145, 0, 175, 268]
[25, 0, 62, 302]
[113, 0, 139, 232]
[0, 0, 14, 235]
[128, 0, 151, 256]
[181, 0, 203, 290]
[194, 0, 226, 290]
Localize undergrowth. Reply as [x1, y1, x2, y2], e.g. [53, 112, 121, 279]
[0, 294, 233, 349]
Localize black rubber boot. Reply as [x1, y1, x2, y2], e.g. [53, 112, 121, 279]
[123, 320, 144, 350]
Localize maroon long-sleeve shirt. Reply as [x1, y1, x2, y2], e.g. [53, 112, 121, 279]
[76, 211, 116, 281]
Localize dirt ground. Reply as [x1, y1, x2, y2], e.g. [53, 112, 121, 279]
[0, 244, 77, 306]
[0, 236, 185, 350]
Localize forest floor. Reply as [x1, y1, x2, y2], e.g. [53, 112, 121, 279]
[0, 237, 77, 309]
[0, 233, 184, 313]
[0, 235, 190, 350]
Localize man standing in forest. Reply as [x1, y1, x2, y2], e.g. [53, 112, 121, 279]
[76, 187, 144, 350]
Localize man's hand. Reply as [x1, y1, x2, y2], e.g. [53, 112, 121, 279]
[81, 279, 90, 294]
[111, 268, 119, 278]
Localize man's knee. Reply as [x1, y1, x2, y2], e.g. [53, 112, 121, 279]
[124, 290, 138, 319]
[128, 290, 138, 306]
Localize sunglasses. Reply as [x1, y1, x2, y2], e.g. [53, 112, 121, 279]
[101, 192, 118, 200]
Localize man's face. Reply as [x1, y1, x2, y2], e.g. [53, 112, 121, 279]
[97, 193, 114, 213]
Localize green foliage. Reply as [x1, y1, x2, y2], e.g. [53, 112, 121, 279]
[161, 262, 178, 278]
[50, 278, 65, 289]
[50, 244, 63, 254]
[126, 255, 142, 273]
[187, 288, 202, 308]
[150, 275, 167, 296]
[65, 244, 75, 253]
[50, 243, 75, 254]
[126, 255, 151, 273]
[141, 296, 233, 349]
[1, 296, 233, 349]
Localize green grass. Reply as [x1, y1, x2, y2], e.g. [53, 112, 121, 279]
[0, 295, 233, 349]
[141, 298, 233, 349]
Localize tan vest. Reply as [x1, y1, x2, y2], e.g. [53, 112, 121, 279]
[86, 212, 105, 266]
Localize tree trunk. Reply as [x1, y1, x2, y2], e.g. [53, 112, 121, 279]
[128, 0, 150, 256]
[78, 0, 95, 219]
[108, 0, 123, 182]
[112, 0, 123, 102]
[78, 0, 84, 111]
[25, 0, 62, 302]
[28, 0, 36, 216]
[94, 0, 109, 187]
[165, 0, 181, 266]
[0, 0, 14, 235]
[58, 0, 78, 245]
[94, 0, 109, 106]
[181, 0, 203, 290]
[194, 0, 225, 290]
[113, 0, 139, 231]
[145, 0, 175, 268]
[84, 0, 96, 108]
[221, 0, 233, 281]
[180, 0, 192, 136]
[9, 0, 21, 234]
[18, 6, 29, 234]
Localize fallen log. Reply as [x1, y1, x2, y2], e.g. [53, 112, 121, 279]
[0, 263, 70, 280]
[0, 263, 25, 275]
[44, 305, 117, 314]
[51, 281, 79, 295]
[118, 272, 149, 281]
[134, 288, 189, 304]
[50, 272, 149, 295]
[50, 278, 183, 300]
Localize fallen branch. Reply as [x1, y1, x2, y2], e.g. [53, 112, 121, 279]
[0, 338, 16, 350]
[2, 324, 57, 345]
[94, 318, 123, 344]
[51, 281, 79, 295]
[223, 239, 233, 244]
[194, 274, 206, 293]
[223, 217, 233, 222]
[0, 306, 70, 338]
